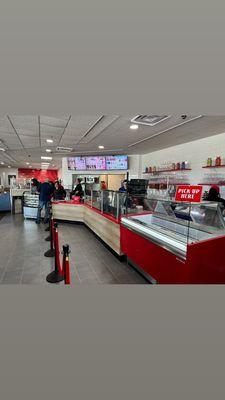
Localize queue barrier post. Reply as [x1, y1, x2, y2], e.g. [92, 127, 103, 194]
[45, 204, 52, 236]
[44, 214, 55, 257]
[62, 244, 71, 285]
[46, 222, 64, 283]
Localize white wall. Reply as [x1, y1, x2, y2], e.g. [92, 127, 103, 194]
[0, 167, 18, 187]
[61, 155, 141, 189]
[141, 132, 225, 195]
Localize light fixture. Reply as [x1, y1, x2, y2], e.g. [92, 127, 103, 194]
[41, 162, 50, 165]
[46, 139, 53, 143]
[8, 166, 11, 168]
[29, 165, 32, 168]
[130, 124, 139, 130]
[26, 162, 30, 165]
[0, 148, 6, 151]
[46, 149, 51, 153]
[41, 156, 52, 160]
[0, 161, 4, 165]
[98, 145, 105, 149]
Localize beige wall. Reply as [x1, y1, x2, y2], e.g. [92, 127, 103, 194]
[107, 174, 126, 191]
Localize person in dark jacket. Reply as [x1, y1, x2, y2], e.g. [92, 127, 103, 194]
[36, 179, 54, 224]
[31, 178, 40, 194]
[53, 181, 66, 200]
[205, 185, 225, 208]
[70, 178, 83, 199]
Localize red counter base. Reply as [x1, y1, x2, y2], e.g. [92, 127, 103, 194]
[121, 226, 225, 284]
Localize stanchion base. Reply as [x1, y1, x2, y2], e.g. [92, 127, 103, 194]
[46, 271, 64, 283]
[45, 236, 51, 241]
[44, 249, 55, 257]
[45, 226, 50, 232]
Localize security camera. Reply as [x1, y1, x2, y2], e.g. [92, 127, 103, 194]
[181, 115, 187, 120]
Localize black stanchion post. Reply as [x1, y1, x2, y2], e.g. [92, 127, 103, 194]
[46, 222, 64, 283]
[44, 214, 55, 257]
[62, 244, 71, 285]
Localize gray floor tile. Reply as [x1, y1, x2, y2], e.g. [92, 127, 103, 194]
[2, 269, 23, 284]
[0, 215, 149, 285]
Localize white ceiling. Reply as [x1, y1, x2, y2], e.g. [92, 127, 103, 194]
[0, 115, 225, 169]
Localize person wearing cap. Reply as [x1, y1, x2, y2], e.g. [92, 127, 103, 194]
[205, 185, 225, 208]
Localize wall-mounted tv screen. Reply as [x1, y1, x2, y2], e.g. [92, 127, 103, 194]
[86, 156, 106, 170]
[106, 155, 128, 170]
[67, 157, 86, 170]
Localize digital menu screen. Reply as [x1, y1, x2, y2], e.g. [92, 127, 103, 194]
[67, 155, 128, 170]
[67, 157, 86, 170]
[106, 155, 128, 170]
[86, 156, 106, 170]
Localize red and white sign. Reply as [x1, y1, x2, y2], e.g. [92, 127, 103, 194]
[175, 185, 203, 202]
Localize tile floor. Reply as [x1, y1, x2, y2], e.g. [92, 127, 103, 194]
[0, 214, 148, 284]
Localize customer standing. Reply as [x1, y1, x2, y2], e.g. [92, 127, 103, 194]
[36, 179, 54, 224]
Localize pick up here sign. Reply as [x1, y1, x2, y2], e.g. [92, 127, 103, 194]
[175, 185, 203, 202]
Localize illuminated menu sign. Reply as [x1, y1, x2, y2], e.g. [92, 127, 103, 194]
[67, 155, 128, 170]
[86, 156, 106, 170]
[67, 157, 86, 170]
[106, 155, 128, 170]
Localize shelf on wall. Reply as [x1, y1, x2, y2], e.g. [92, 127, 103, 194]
[202, 165, 225, 169]
[143, 169, 192, 174]
[149, 183, 190, 186]
[198, 183, 225, 186]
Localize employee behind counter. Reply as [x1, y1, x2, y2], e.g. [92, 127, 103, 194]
[204, 185, 225, 208]
[70, 178, 84, 200]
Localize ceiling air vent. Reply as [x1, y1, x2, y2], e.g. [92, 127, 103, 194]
[56, 146, 73, 153]
[131, 115, 171, 126]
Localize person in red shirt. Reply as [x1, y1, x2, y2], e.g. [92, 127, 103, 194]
[101, 181, 107, 190]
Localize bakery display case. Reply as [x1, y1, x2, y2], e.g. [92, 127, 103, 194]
[121, 198, 225, 283]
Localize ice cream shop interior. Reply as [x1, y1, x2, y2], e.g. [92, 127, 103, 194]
[1, 115, 225, 284]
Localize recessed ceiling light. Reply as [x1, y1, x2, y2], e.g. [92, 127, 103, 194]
[41, 156, 52, 160]
[98, 145, 105, 149]
[46, 149, 51, 153]
[46, 139, 53, 143]
[8, 166, 11, 168]
[29, 165, 32, 168]
[0, 162, 4, 165]
[0, 148, 6, 151]
[130, 124, 139, 130]
[26, 162, 30, 165]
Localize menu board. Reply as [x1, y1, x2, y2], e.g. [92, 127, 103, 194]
[67, 155, 128, 170]
[67, 157, 86, 170]
[86, 156, 106, 170]
[106, 155, 128, 170]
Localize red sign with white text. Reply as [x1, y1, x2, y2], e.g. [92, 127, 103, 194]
[175, 185, 203, 202]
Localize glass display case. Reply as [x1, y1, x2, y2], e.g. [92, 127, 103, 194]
[23, 193, 39, 219]
[121, 198, 225, 259]
[84, 189, 128, 220]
